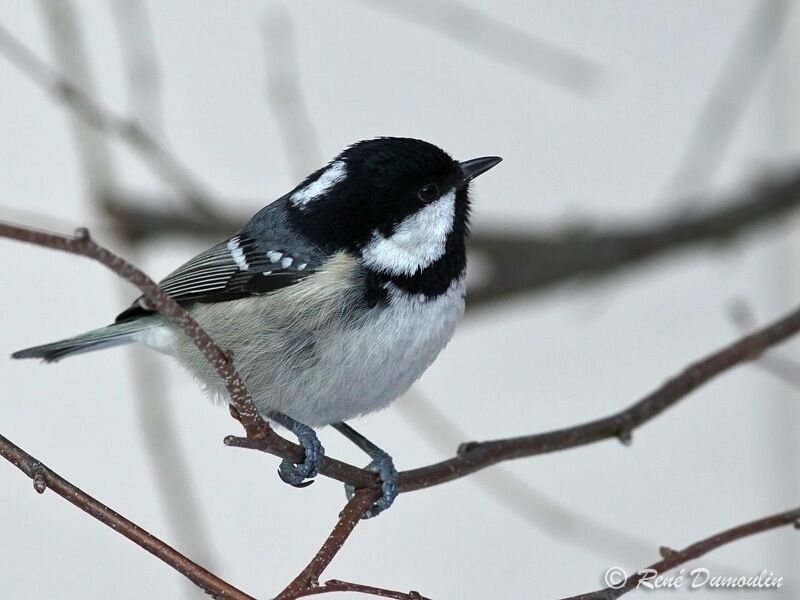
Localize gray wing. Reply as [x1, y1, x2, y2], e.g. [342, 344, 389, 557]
[116, 231, 319, 322]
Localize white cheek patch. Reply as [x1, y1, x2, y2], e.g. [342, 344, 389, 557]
[362, 190, 456, 276]
[290, 161, 347, 208]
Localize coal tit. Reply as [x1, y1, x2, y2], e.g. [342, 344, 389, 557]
[13, 137, 501, 517]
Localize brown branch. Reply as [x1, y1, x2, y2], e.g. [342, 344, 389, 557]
[0, 220, 288, 596]
[0, 219, 371, 595]
[396, 389, 655, 563]
[277, 490, 380, 598]
[103, 0, 220, 578]
[224, 433, 374, 488]
[3, 218, 800, 597]
[729, 298, 800, 389]
[228, 290, 800, 493]
[0, 221, 266, 435]
[0, 432, 254, 600]
[561, 506, 800, 600]
[288, 579, 430, 600]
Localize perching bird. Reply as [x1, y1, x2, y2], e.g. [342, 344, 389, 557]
[12, 137, 501, 517]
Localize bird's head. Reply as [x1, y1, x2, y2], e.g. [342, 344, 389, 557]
[287, 137, 501, 278]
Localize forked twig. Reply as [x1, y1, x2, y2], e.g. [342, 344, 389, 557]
[561, 506, 800, 600]
[0, 433, 254, 600]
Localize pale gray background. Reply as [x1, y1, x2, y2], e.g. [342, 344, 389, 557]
[0, 1, 798, 599]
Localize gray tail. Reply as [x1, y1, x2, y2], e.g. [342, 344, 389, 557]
[11, 321, 147, 363]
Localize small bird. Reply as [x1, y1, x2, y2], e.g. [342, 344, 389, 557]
[13, 137, 501, 517]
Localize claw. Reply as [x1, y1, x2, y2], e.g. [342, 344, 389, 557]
[345, 451, 399, 519]
[277, 465, 315, 488]
[275, 420, 324, 488]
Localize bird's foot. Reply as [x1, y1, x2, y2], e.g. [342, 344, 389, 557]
[346, 450, 399, 518]
[276, 420, 324, 488]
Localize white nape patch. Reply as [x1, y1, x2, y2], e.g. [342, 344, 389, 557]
[227, 237, 249, 271]
[362, 189, 456, 276]
[290, 161, 347, 208]
[280, 256, 293, 268]
[267, 250, 283, 263]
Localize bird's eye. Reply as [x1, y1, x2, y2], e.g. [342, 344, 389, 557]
[417, 184, 439, 203]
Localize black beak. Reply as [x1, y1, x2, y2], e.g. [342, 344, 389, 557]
[459, 156, 503, 181]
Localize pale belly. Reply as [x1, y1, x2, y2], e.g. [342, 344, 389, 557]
[146, 277, 466, 427]
[281, 280, 466, 425]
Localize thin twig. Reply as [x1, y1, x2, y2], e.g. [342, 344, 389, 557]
[0, 432, 255, 600]
[106, 0, 220, 581]
[228, 291, 800, 492]
[4, 218, 800, 499]
[287, 579, 430, 599]
[0, 219, 412, 597]
[729, 298, 800, 388]
[0, 219, 277, 597]
[0, 221, 265, 435]
[0, 21, 219, 216]
[2, 220, 799, 598]
[277, 490, 380, 598]
[560, 506, 800, 600]
[396, 389, 654, 562]
[4, 219, 800, 598]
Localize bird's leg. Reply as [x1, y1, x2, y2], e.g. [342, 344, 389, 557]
[269, 412, 324, 488]
[332, 422, 399, 518]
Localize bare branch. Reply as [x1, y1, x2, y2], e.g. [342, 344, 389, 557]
[729, 298, 800, 388]
[4, 218, 799, 597]
[277, 490, 379, 598]
[560, 506, 800, 600]
[0, 219, 282, 596]
[397, 291, 800, 489]
[0, 432, 255, 600]
[0, 221, 264, 434]
[230, 290, 800, 492]
[106, 0, 220, 580]
[4, 6, 794, 598]
[4, 217, 799, 496]
[287, 579, 430, 599]
[396, 389, 655, 563]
